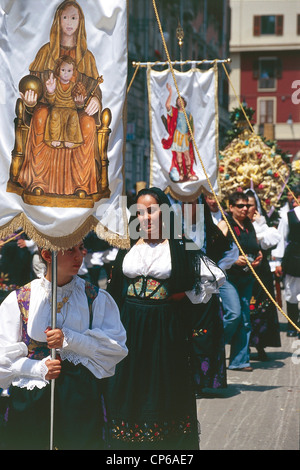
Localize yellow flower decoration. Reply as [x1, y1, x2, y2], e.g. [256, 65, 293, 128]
[219, 129, 290, 213]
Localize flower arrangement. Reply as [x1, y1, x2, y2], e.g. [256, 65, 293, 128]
[219, 108, 290, 213]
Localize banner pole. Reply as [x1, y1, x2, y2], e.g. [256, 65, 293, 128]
[50, 250, 57, 450]
[132, 58, 231, 67]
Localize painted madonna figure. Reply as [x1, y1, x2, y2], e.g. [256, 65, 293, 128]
[9, 1, 110, 206]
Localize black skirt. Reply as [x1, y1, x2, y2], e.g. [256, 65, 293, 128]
[106, 296, 199, 450]
[3, 361, 106, 450]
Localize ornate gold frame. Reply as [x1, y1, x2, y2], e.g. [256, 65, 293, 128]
[7, 98, 111, 208]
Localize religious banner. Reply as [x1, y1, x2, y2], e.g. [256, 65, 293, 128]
[148, 64, 219, 202]
[0, 0, 128, 250]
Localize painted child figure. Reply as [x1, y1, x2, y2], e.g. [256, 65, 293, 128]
[0, 242, 127, 450]
[44, 55, 87, 149]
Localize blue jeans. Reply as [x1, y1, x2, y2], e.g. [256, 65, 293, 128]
[219, 274, 254, 369]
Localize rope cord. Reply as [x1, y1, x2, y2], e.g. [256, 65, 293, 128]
[151, 0, 299, 331]
[127, 62, 140, 94]
[0, 230, 25, 245]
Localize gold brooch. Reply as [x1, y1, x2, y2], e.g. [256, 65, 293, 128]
[57, 296, 69, 313]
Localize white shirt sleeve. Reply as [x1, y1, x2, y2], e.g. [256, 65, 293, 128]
[24, 239, 38, 254]
[271, 213, 289, 260]
[218, 243, 239, 271]
[0, 292, 49, 390]
[0, 278, 128, 389]
[61, 289, 128, 379]
[185, 255, 226, 304]
[253, 216, 281, 250]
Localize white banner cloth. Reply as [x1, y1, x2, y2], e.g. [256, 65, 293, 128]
[0, 0, 128, 249]
[148, 65, 219, 201]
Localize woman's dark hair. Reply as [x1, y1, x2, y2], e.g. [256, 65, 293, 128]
[135, 187, 171, 207]
[245, 190, 257, 207]
[131, 187, 172, 244]
[228, 191, 248, 206]
[245, 189, 255, 198]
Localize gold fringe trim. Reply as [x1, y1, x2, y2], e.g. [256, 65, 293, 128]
[0, 213, 130, 251]
[95, 222, 130, 250]
[166, 184, 223, 203]
[95, 194, 131, 249]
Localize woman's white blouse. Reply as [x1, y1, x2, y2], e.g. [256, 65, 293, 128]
[123, 241, 172, 279]
[122, 240, 225, 304]
[252, 215, 281, 250]
[0, 276, 127, 390]
[271, 206, 300, 303]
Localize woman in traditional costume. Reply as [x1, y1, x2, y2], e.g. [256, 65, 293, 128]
[188, 196, 235, 395]
[0, 242, 127, 450]
[106, 187, 225, 450]
[17, 1, 102, 197]
[246, 190, 281, 360]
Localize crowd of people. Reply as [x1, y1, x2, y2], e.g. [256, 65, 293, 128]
[0, 184, 299, 450]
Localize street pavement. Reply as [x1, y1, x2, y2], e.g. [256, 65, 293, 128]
[197, 316, 300, 450]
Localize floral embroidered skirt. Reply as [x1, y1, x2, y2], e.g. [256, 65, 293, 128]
[190, 294, 227, 391]
[250, 259, 281, 349]
[106, 296, 200, 450]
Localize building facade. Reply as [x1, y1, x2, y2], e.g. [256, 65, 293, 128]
[124, 0, 231, 194]
[229, 0, 300, 157]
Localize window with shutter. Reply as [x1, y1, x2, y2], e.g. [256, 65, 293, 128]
[297, 14, 300, 35]
[258, 58, 277, 90]
[258, 98, 275, 125]
[253, 16, 261, 36]
[275, 15, 283, 35]
[255, 15, 284, 35]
